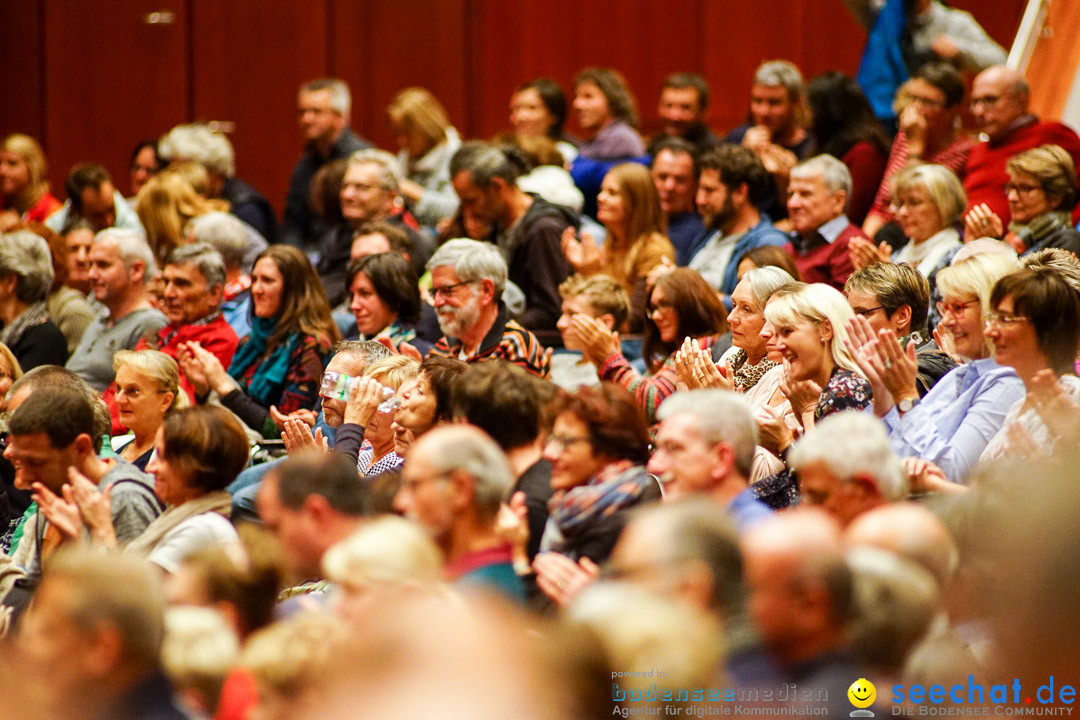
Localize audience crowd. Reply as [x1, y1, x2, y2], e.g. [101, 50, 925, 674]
[3, 12, 1080, 718]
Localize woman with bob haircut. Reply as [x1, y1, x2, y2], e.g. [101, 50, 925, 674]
[387, 87, 462, 226]
[0, 134, 61, 228]
[38, 405, 248, 574]
[566, 268, 728, 422]
[847, 252, 1024, 484]
[571, 68, 644, 161]
[0, 230, 68, 369]
[980, 267, 1080, 461]
[537, 383, 661, 565]
[509, 77, 579, 164]
[886, 164, 966, 278]
[346, 252, 421, 348]
[112, 349, 189, 471]
[180, 245, 340, 438]
[562, 163, 675, 332]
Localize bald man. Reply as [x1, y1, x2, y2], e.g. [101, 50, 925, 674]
[743, 508, 864, 716]
[963, 65, 1080, 225]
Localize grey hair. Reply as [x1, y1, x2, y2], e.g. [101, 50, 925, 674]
[789, 411, 907, 501]
[742, 266, 796, 309]
[422, 425, 513, 521]
[158, 123, 236, 178]
[427, 238, 507, 298]
[449, 142, 519, 188]
[94, 228, 157, 281]
[332, 339, 392, 368]
[754, 59, 805, 101]
[791, 154, 852, 195]
[187, 212, 249, 270]
[657, 390, 757, 477]
[348, 149, 403, 191]
[0, 231, 54, 303]
[165, 243, 227, 295]
[300, 78, 352, 115]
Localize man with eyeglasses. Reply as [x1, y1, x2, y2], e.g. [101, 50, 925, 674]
[844, 262, 956, 396]
[962, 65, 1080, 227]
[426, 238, 550, 378]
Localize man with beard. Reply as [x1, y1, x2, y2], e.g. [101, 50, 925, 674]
[686, 145, 788, 306]
[426, 239, 550, 378]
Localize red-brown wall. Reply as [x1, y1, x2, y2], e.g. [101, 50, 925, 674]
[0, 0, 1026, 219]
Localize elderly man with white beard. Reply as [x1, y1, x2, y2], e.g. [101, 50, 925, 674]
[425, 238, 550, 378]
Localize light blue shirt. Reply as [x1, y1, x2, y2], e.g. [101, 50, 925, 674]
[45, 190, 143, 234]
[728, 486, 773, 532]
[882, 358, 1025, 484]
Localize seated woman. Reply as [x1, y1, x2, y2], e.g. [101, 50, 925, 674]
[568, 268, 727, 422]
[847, 253, 1024, 484]
[0, 134, 61, 229]
[863, 62, 972, 238]
[181, 245, 340, 438]
[40, 405, 248, 574]
[965, 144, 1080, 257]
[569, 67, 647, 218]
[980, 268, 1080, 461]
[0, 230, 68, 369]
[509, 77, 579, 165]
[535, 383, 660, 566]
[387, 355, 467, 460]
[676, 266, 795, 394]
[735, 244, 802, 283]
[886, 164, 966, 278]
[346, 253, 422, 348]
[113, 350, 189, 471]
[561, 163, 675, 332]
[387, 87, 462, 227]
[806, 72, 890, 226]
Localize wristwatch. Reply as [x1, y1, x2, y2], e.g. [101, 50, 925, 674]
[898, 396, 919, 413]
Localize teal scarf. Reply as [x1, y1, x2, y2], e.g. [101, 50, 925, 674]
[227, 316, 301, 407]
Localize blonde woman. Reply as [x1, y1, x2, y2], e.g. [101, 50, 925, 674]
[113, 350, 189, 471]
[387, 87, 461, 226]
[135, 171, 229, 264]
[0, 134, 61, 230]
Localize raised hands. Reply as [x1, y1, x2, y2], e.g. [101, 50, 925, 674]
[674, 337, 732, 391]
[560, 227, 604, 276]
[964, 203, 1004, 241]
[564, 314, 620, 368]
[495, 491, 530, 567]
[180, 341, 235, 397]
[31, 482, 84, 544]
[1029, 368, 1080, 449]
[281, 416, 329, 455]
[754, 403, 794, 457]
[848, 236, 891, 271]
[779, 362, 822, 419]
[903, 457, 966, 495]
[533, 552, 600, 608]
[845, 315, 918, 415]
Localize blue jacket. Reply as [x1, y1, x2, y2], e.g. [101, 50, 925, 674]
[856, 0, 909, 125]
[687, 216, 789, 309]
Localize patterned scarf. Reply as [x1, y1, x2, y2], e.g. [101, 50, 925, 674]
[227, 315, 301, 407]
[541, 461, 652, 554]
[728, 348, 778, 393]
[0, 301, 48, 349]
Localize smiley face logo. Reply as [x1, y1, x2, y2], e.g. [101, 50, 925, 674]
[848, 678, 876, 709]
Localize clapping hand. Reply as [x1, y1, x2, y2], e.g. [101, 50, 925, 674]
[848, 236, 891, 271]
[561, 227, 603, 275]
[1029, 368, 1080, 449]
[533, 552, 600, 608]
[565, 314, 620, 367]
[964, 203, 1004, 241]
[281, 417, 329, 455]
[674, 337, 732, 391]
[903, 457, 966, 495]
[181, 342, 236, 396]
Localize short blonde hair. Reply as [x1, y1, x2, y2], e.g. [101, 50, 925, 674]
[322, 515, 443, 591]
[937, 252, 1020, 314]
[243, 612, 346, 700]
[0, 342, 23, 384]
[892, 164, 967, 226]
[764, 283, 863, 376]
[363, 355, 420, 390]
[113, 349, 189, 413]
[558, 273, 630, 329]
[162, 607, 239, 713]
[387, 87, 452, 158]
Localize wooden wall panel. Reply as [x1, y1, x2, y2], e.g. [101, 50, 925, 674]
[0, 0, 45, 144]
[42, 0, 189, 199]
[190, 0, 329, 222]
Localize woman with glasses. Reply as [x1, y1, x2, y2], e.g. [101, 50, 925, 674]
[561, 268, 727, 422]
[847, 253, 1024, 484]
[980, 268, 1080, 461]
[966, 145, 1080, 257]
[537, 383, 660, 566]
[112, 350, 188, 471]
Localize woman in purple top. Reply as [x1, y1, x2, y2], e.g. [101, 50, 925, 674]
[572, 68, 645, 161]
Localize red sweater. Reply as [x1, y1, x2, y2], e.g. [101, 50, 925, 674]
[785, 223, 864, 290]
[964, 118, 1080, 225]
[842, 141, 889, 227]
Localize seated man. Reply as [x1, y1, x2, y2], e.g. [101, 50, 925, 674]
[788, 411, 908, 528]
[450, 141, 575, 347]
[158, 123, 278, 242]
[65, 229, 167, 391]
[844, 261, 956, 395]
[648, 390, 772, 532]
[687, 145, 789, 304]
[963, 66, 1080, 226]
[318, 149, 432, 305]
[5, 388, 161, 590]
[394, 425, 523, 601]
[725, 60, 814, 221]
[427, 239, 549, 378]
[650, 138, 704, 264]
[551, 274, 629, 391]
[646, 72, 721, 157]
[188, 211, 253, 339]
[784, 155, 865, 289]
[44, 163, 143, 234]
